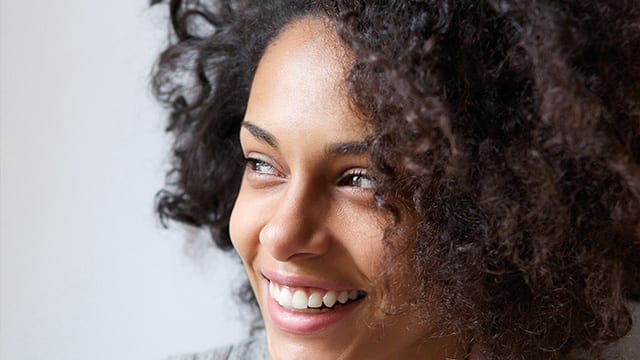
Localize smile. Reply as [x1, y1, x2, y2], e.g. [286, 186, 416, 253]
[269, 280, 367, 312]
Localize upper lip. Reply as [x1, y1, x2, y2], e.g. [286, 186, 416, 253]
[262, 269, 365, 293]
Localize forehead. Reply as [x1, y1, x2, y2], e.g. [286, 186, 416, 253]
[243, 17, 365, 142]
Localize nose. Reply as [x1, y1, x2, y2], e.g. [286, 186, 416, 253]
[259, 181, 331, 262]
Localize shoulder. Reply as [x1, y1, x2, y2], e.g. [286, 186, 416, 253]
[166, 335, 269, 360]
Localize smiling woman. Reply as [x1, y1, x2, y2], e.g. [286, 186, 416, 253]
[152, 1, 640, 359]
[228, 18, 461, 358]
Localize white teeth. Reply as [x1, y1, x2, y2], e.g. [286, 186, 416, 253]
[269, 281, 363, 310]
[323, 291, 337, 308]
[291, 290, 308, 310]
[337, 291, 349, 304]
[308, 292, 323, 308]
[278, 287, 292, 308]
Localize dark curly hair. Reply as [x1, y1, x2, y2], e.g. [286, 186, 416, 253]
[151, 0, 640, 358]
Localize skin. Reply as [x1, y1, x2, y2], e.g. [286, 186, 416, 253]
[229, 17, 468, 360]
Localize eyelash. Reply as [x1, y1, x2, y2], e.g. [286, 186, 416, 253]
[245, 158, 279, 176]
[244, 157, 373, 190]
[338, 169, 374, 190]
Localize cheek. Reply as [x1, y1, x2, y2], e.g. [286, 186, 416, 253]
[351, 212, 421, 304]
[335, 203, 388, 278]
[229, 188, 260, 264]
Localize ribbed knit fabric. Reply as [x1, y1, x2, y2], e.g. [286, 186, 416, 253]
[166, 335, 269, 360]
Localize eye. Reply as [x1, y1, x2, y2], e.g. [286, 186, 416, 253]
[338, 169, 374, 190]
[245, 158, 279, 176]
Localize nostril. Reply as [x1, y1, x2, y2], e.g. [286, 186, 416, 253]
[258, 214, 331, 262]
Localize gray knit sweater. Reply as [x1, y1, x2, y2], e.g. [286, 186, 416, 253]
[167, 336, 270, 360]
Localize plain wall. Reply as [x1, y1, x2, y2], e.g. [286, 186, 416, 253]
[0, 1, 248, 359]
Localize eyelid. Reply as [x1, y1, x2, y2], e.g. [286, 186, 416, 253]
[244, 154, 286, 178]
[338, 168, 374, 190]
[343, 168, 367, 178]
[246, 158, 273, 174]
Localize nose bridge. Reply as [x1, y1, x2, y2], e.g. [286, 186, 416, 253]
[259, 177, 329, 262]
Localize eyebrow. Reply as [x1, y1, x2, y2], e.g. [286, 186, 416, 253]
[242, 121, 278, 148]
[241, 121, 368, 156]
[325, 141, 369, 156]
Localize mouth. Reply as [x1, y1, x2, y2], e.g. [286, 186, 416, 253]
[268, 279, 367, 313]
[261, 272, 369, 334]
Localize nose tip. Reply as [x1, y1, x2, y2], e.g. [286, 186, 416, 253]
[259, 197, 331, 262]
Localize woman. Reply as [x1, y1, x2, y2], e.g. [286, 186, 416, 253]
[152, 0, 640, 359]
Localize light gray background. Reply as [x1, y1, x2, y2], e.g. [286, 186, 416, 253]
[1, 1, 638, 360]
[1, 1, 248, 359]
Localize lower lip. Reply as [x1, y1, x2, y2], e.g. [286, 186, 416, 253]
[264, 279, 363, 335]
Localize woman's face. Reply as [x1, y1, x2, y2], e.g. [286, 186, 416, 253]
[229, 17, 465, 360]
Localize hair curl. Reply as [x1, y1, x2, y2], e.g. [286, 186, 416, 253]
[151, 0, 640, 358]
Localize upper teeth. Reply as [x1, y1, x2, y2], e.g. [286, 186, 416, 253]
[269, 280, 361, 310]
